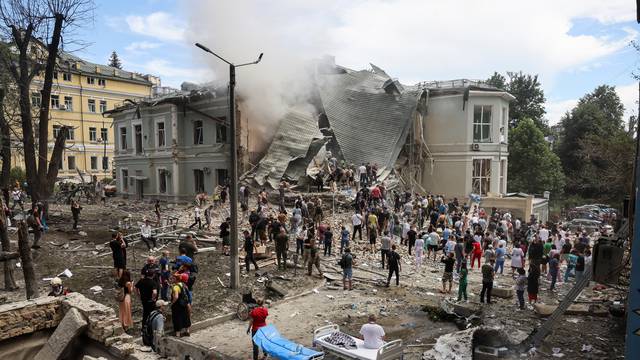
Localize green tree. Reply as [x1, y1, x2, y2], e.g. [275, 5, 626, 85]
[485, 71, 547, 131]
[557, 85, 627, 199]
[507, 118, 565, 195]
[108, 50, 122, 69]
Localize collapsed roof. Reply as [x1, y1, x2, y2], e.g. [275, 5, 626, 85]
[243, 59, 428, 188]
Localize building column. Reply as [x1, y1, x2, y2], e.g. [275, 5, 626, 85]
[170, 104, 180, 202]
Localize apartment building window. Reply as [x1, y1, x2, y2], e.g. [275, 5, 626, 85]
[62, 72, 72, 81]
[193, 120, 203, 145]
[134, 124, 143, 154]
[98, 78, 106, 86]
[99, 100, 107, 113]
[90, 156, 98, 170]
[88, 99, 96, 113]
[67, 156, 76, 170]
[67, 127, 75, 140]
[216, 169, 228, 187]
[89, 127, 97, 141]
[53, 71, 58, 80]
[101, 128, 108, 142]
[157, 122, 166, 147]
[31, 92, 41, 107]
[158, 169, 167, 193]
[53, 125, 61, 139]
[87, 76, 95, 85]
[119, 127, 127, 150]
[472, 159, 491, 196]
[121, 169, 129, 192]
[473, 105, 492, 143]
[64, 96, 73, 111]
[216, 124, 227, 143]
[102, 156, 109, 170]
[501, 107, 508, 143]
[500, 159, 506, 194]
[194, 169, 205, 193]
[51, 95, 60, 109]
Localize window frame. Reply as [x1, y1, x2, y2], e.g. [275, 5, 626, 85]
[121, 168, 129, 192]
[216, 124, 227, 143]
[500, 159, 506, 194]
[67, 127, 75, 140]
[472, 105, 492, 143]
[471, 158, 491, 196]
[98, 78, 106, 86]
[89, 127, 97, 142]
[31, 92, 41, 107]
[157, 168, 168, 194]
[156, 120, 166, 148]
[193, 120, 204, 145]
[51, 95, 60, 109]
[119, 126, 128, 150]
[88, 99, 96, 113]
[63, 96, 73, 111]
[100, 128, 108, 142]
[62, 72, 72, 81]
[67, 156, 76, 170]
[87, 76, 95, 85]
[90, 156, 98, 170]
[53, 125, 61, 139]
[194, 169, 205, 193]
[133, 122, 143, 154]
[99, 100, 107, 113]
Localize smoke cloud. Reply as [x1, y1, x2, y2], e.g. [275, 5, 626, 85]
[185, 0, 338, 150]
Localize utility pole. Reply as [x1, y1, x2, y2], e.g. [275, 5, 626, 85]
[195, 43, 262, 289]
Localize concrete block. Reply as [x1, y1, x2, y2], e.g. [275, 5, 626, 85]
[474, 345, 499, 359]
[534, 303, 595, 317]
[453, 303, 482, 318]
[34, 307, 88, 360]
[490, 287, 513, 299]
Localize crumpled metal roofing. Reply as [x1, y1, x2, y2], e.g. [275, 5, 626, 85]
[316, 67, 423, 173]
[245, 108, 327, 189]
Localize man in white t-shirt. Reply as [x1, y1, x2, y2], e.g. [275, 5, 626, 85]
[360, 314, 385, 349]
[352, 212, 363, 241]
[538, 225, 550, 242]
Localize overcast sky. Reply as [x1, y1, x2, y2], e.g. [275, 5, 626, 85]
[79, 0, 639, 125]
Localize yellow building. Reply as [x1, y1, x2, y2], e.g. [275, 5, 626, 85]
[12, 51, 155, 179]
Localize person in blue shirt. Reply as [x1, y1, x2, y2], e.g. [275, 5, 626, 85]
[340, 226, 350, 254]
[494, 243, 506, 274]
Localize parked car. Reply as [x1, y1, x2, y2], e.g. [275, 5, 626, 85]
[567, 218, 602, 234]
[103, 180, 117, 197]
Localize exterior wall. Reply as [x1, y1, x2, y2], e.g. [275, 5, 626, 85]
[421, 92, 510, 198]
[113, 97, 230, 201]
[11, 66, 152, 180]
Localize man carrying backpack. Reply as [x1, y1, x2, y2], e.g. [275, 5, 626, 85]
[142, 299, 167, 351]
[171, 273, 191, 337]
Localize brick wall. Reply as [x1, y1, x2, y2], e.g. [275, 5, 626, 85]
[0, 297, 63, 341]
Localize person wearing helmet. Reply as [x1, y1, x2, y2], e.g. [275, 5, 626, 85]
[48, 277, 69, 297]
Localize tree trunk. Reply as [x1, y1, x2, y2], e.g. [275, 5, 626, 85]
[0, 197, 17, 291]
[0, 252, 19, 261]
[17, 222, 38, 299]
[0, 87, 10, 203]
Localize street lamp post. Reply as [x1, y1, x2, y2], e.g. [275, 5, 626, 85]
[195, 43, 263, 289]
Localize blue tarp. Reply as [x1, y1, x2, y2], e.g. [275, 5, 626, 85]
[253, 325, 324, 360]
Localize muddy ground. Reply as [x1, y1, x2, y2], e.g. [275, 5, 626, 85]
[0, 196, 628, 359]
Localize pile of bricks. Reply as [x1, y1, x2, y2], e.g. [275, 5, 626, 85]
[0, 296, 63, 341]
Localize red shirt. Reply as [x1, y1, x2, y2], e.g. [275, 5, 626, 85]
[250, 306, 268, 331]
[472, 241, 482, 255]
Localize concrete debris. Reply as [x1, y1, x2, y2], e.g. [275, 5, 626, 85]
[89, 285, 103, 294]
[34, 308, 88, 360]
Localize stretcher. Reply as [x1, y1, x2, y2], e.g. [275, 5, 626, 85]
[253, 324, 325, 360]
[312, 324, 403, 360]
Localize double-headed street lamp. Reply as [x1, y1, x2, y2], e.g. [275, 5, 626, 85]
[195, 43, 263, 289]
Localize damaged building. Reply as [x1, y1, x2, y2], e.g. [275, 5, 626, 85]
[106, 88, 235, 201]
[245, 57, 515, 201]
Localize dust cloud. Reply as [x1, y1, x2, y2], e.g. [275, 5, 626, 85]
[185, 0, 337, 152]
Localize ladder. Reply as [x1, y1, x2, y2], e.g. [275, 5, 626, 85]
[525, 264, 593, 347]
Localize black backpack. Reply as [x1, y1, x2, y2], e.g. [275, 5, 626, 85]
[142, 310, 162, 346]
[177, 284, 190, 307]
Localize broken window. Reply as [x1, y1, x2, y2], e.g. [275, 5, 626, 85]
[194, 169, 205, 193]
[472, 159, 491, 196]
[193, 120, 203, 145]
[216, 169, 228, 187]
[31, 92, 41, 107]
[89, 127, 97, 142]
[120, 127, 127, 150]
[64, 96, 73, 111]
[216, 124, 227, 143]
[101, 128, 108, 142]
[473, 105, 492, 143]
[158, 169, 167, 193]
[100, 100, 107, 113]
[157, 122, 166, 147]
[67, 156, 76, 170]
[134, 124, 143, 154]
[51, 95, 60, 109]
[90, 156, 98, 170]
[121, 169, 129, 192]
